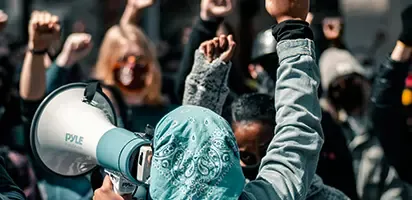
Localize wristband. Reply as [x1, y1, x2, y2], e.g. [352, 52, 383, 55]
[28, 48, 48, 55]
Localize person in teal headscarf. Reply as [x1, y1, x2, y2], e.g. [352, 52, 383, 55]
[150, 105, 245, 199]
[149, 9, 326, 200]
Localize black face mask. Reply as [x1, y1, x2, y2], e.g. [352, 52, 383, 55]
[328, 74, 366, 113]
[242, 165, 259, 181]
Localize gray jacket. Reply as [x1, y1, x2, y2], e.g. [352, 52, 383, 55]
[183, 39, 349, 200]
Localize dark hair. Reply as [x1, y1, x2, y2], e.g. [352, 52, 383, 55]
[231, 93, 275, 125]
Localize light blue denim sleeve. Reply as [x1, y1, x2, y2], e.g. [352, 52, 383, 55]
[243, 39, 324, 200]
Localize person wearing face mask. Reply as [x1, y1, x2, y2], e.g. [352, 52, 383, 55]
[181, 32, 349, 199]
[320, 48, 412, 199]
[93, 0, 178, 132]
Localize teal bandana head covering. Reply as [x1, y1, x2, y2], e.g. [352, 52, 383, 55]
[150, 105, 245, 200]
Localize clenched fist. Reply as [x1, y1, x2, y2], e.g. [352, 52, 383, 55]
[199, 35, 236, 63]
[0, 10, 8, 32]
[28, 11, 60, 51]
[201, 0, 235, 21]
[265, 0, 309, 23]
[56, 33, 93, 67]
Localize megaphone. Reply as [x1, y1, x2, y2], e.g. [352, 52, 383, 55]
[30, 82, 152, 194]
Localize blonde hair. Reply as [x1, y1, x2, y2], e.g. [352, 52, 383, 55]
[94, 24, 164, 105]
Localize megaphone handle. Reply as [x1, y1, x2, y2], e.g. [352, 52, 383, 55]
[105, 169, 136, 195]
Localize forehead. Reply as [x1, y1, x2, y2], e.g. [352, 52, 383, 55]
[233, 121, 272, 145]
[119, 42, 145, 56]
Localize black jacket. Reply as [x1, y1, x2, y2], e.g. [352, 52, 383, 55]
[369, 57, 412, 184]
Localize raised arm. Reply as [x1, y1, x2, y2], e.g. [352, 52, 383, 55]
[46, 33, 93, 93]
[244, 0, 323, 199]
[369, 5, 412, 184]
[175, 0, 235, 102]
[20, 11, 60, 101]
[120, 0, 155, 26]
[183, 35, 236, 114]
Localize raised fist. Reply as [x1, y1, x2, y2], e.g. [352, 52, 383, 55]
[265, 0, 309, 23]
[127, 0, 156, 10]
[199, 35, 236, 63]
[55, 33, 93, 67]
[0, 10, 8, 32]
[28, 11, 60, 51]
[201, 0, 235, 21]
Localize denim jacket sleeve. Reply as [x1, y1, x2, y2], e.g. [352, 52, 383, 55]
[182, 50, 231, 115]
[242, 39, 324, 200]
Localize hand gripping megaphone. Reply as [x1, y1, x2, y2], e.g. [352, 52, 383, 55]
[30, 82, 152, 194]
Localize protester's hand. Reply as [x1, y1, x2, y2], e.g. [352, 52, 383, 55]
[55, 33, 93, 67]
[93, 176, 132, 200]
[0, 10, 8, 32]
[201, 0, 235, 21]
[127, 0, 156, 10]
[28, 11, 60, 51]
[248, 65, 264, 79]
[399, 5, 412, 47]
[200, 34, 236, 63]
[265, 0, 309, 23]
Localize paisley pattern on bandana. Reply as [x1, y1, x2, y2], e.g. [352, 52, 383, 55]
[150, 105, 245, 200]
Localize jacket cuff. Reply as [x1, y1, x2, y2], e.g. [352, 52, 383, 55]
[277, 39, 316, 63]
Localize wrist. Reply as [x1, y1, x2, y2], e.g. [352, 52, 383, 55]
[391, 41, 412, 62]
[55, 52, 74, 68]
[200, 10, 211, 21]
[272, 20, 314, 42]
[28, 41, 48, 52]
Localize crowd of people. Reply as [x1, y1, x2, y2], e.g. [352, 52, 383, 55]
[0, 0, 412, 199]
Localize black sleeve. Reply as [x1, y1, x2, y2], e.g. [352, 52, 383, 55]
[368, 57, 412, 183]
[0, 157, 26, 200]
[174, 17, 223, 103]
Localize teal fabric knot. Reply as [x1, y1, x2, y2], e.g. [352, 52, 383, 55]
[150, 105, 245, 200]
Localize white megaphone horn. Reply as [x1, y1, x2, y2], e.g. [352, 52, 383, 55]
[30, 82, 152, 194]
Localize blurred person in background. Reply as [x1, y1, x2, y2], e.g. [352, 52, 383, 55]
[369, 5, 412, 185]
[94, 0, 177, 132]
[19, 11, 94, 200]
[309, 0, 347, 64]
[0, 156, 26, 200]
[174, 0, 252, 107]
[0, 10, 40, 200]
[247, 27, 359, 200]
[320, 47, 411, 199]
